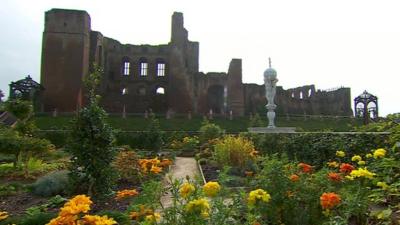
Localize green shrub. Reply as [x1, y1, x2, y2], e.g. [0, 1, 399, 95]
[142, 113, 164, 153]
[213, 135, 256, 171]
[67, 65, 117, 199]
[20, 212, 57, 225]
[97, 210, 130, 225]
[198, 120, 223, 143]
[32, 170, 69, 197]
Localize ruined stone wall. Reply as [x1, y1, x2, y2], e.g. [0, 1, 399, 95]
[40, 9, 350, 117]
[244, 84, 353, 116]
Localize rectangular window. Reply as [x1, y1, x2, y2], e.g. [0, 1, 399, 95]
[157, 63, 165, 76]
[123, 62, 130, 75]
[140, 62, 148, 76]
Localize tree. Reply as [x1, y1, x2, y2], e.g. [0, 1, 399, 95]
[142, 113, 164, 153]
[67, 65, 117, 198]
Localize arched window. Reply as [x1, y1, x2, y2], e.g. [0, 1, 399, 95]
[139, 58, 148, 76]
[308, 89, 312, 97]
[121, 88, 128, 95]
[156, 87, 165, 95]
[291, 92, 295, 98]
[300, 92, 303, 99]
[156, 59, 166, 76]
[122, 60, 130, 76]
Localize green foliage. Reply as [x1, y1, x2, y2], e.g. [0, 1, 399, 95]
[128, 180, 163, 210]
[199, 119, 223, 143]
[0, 182, 25, 196]
[248, 113, 265, 127]
[5, 99, 33, 121]
[32, 170, 69, 197]
[97, 210, 130, 225]
[247, 132, 390, 168]
[213, 135, 256, 171]
[67, 65, 117, 199]
[19, 212, 57, 225]
[142, 113, 164, 153]
[0, 127, 53, 173]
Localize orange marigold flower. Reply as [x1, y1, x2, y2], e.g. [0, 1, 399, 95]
[150, 165, 163, 174]
[115, 189, 139, 200]
[290, 174, 300, 182]
[339, 163, 355, 174]
[327, 172, 342, 182]
[160, 159, 173, 167]
[130, 211, 140, 220]
[298, 163, 313, 173]
[320, 192, 341, 209]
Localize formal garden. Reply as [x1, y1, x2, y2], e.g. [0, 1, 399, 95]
[0, 67, 399, 225]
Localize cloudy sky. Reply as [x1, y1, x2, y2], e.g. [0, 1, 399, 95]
[1, 0, 399, 116]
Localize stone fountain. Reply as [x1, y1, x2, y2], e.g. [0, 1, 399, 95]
[248, 58, 296, 133]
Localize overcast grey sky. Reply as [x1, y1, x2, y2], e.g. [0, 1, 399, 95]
[1, 0, 399, 116]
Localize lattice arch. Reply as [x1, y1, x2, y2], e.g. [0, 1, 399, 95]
[9, 75, 43, 100]
[354, 90, 378, 124]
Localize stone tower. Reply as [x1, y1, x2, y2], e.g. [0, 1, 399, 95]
[40, 9, 91, 112]
[227, 59, 245, 116]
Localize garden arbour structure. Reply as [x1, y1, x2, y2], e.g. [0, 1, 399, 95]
[354, 90, 378, 124]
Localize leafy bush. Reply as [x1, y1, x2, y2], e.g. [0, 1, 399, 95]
[19, 212, 57, 225]
[142, 113, 164, 153]
[67, 65, 117, 199]
[213, 135, 257, 171]
[248, 113, 266, 127]
[32, 170, 69, 197]
[112, 148, 141, 182]
[198, 120, 223, 144]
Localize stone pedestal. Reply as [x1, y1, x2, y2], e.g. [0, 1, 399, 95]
[248, 127, 296, 133]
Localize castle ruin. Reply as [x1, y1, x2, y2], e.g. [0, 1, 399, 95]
[40, 9, 353, 117]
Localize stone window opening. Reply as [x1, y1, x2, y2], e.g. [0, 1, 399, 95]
[121, 88, 128, 95]
[300, 92, 303, 99]
[123, 61, 130, 75]
[308, 89, 312, 97]
[140, 58, 148, 76]
[291, 92, 295, 98]
[157, 63, 166, 76]
[156, 87, 165, 95]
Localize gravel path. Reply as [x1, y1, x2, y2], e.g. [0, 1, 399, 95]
[160, 157, 201, 208]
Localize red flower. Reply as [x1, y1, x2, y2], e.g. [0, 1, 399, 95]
[298, 163, 313, 173]
[339, 163, 355, 174]
[320, 192, 341, 209]
[327, 172, 342, 182]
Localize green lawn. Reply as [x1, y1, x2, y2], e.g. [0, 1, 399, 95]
[34, 114, 362, 132]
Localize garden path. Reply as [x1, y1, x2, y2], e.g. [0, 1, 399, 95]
[160, 157, 201, 208]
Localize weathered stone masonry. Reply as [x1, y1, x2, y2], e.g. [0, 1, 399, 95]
[40, 9, 352, 116]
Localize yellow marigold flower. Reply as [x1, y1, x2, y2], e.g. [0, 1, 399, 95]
[150, 157, 160, 165]
[327, 161, 339, 168]
[0, 211, 9, 221]
[345, 175, 354, 180]
[351, 155, 362, 162]
[59, 195, 92, 217]
[247, 189, 271, 207]
[366, 153, 373, 158]
[373, 148, 386, 159]
[377, 182, 389, 190]
[185, 198, 210, 218]
[336, 150, 345, 157]
[203, 181, 221, 197]
[150, 165, 163, 174]
[145, 213, 161, 223]
[179, 182, 195, 198]
[358, 160, 366, 166]
[115, 189, 139, 200]
[81, 215, 117, 225]
[349, 167, 376, 179]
